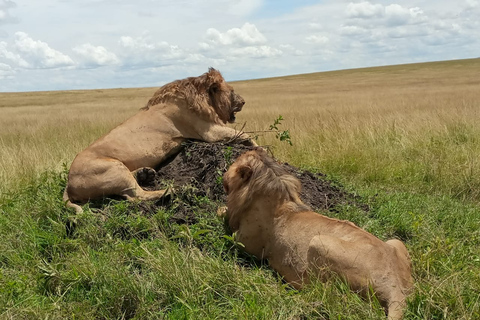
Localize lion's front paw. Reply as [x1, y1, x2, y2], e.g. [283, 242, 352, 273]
[236, 134, 258, 146]
[217, 206, 228, 218]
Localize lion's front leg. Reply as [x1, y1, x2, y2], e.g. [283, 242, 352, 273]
[200, 124, 257, 146]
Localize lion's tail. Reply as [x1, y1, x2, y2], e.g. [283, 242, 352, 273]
[63, 188, 83, 214]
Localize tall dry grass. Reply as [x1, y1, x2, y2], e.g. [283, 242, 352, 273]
[1, 58, 480, 199]
[234, 58, 480, 200]
[0, 89, 151, 192]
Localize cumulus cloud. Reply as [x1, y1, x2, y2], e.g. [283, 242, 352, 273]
[346, 2, 427, 27]
[386, 26, 429, 39]
[13, 32, 74, 68]
[465, 0, 479, 8]
[118, 34, 186, 68]
[73, 43, 119, 67]
[340, 25, 367, 37]
[0, 40, 28, 67]
[0, 61, 14, 79]
[279, 44, 304, 56]
[384, 4, 426, 27]
[308, 23, 323, 31]
[346, 2, 383, 19]
[430, 20, 462, 34]
[205, 23, 266, 46]
[200, 22, 283, 60]
[2, 0, 479, 92]
[0, 0, 17, 25]
[225, 0, 263, 16]
[230, 45, 282, 58]
[305, 35, 329, 45]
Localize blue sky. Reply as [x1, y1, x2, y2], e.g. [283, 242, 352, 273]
[0, 0, 479, 92]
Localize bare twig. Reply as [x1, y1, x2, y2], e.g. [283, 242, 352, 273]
[226, 122, 247, 144]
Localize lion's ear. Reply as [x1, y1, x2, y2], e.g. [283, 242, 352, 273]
[209, 82, 220, 94]
[207, 68, 224, 92]
[237, 165, 253, 181]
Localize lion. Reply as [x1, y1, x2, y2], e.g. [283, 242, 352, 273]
[64, 68, 255, 213]
[221, 148, 413, 320]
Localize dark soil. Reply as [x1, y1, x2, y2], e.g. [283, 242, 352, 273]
[136, 140, 368, 223]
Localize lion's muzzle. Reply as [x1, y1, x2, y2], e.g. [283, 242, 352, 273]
[229, 92, 245, 123]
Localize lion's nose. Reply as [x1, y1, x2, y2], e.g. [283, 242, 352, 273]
[240, 98, 245, 106]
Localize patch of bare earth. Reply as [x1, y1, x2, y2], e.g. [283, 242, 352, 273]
[136, 140, 368, 223]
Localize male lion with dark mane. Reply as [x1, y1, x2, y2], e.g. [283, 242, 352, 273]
[64, 68, 255, 213]
[221, 148, 413, 320]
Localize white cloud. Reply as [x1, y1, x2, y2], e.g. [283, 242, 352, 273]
[386, 26, 429, 39]
[279, 44, 303, 56]
[118, 34, 186, 67]
[0, 61, 14, 79]
[431, 20, 462, 34]
[0, 0, 17, 25]
[230, 45, 282, 58]
[200, 22, 282, 60]
[225, 0, 263, 16]
[385, 4, 426, 26]
[13, 32, 74, 68]
[305, 35, 329, 45]
[0, 40, 28, 67]
[345, 2, 428, 28]
[465, 0, 479, 8]
[73, 43, 119, 67]
[346, 2, 383, 19]
[308, 23, 323, 30]
[341, 25, 367, 37]
[183, 53, 204, 63]
[205, 23, 266, 46]
[1, 0, 479, 92]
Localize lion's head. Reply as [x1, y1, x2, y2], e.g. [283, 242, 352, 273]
[145, 68, 245, 124]
[223, 148, 310, 231]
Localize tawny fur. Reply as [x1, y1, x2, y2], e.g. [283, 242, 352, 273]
[222, 148, 413, 320]
[64, 68, 255, 213]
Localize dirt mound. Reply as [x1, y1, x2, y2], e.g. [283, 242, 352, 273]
[136, 140, 367, 223]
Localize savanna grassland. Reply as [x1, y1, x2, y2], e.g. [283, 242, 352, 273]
[1, 58, 480, 319]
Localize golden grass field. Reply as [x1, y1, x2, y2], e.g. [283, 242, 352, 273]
[1, 58, 480, 198]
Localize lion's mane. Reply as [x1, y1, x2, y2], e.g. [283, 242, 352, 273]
[226, 149, 311, 231]
[143, 68, 232, 125]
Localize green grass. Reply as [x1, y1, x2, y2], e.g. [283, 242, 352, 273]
[1, 166, 479, 319]
[301, 120, 480, 201]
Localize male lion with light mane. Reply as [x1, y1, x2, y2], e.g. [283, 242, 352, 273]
[221, 148, 413, 320]
[64, 68, 255, 213]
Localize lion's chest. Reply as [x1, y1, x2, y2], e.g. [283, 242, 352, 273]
[237, 216, 273, 259]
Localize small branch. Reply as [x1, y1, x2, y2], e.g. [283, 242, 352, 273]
[226, 122, 247, 144]
[242, 130, 277, 134]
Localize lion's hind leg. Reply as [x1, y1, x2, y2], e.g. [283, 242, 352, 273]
[63, 188, 84, 214]
[121, 172, 166, 202]
[90, 160, 166, 202]
[128, 167, 171, 202]
[69, 158, 167, 205]
[386, 239, 410, 262]
[383, 239, 414, 320]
